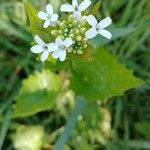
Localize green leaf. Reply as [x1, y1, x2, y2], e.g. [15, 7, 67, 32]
[90, 27, 136, 47]
[91, 1, 101, 16]
[12, 70, 61, 117]
[70, 49, 143, 100]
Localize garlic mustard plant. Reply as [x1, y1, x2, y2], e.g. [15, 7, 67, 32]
[31, 0, 112, 62]
[15, 0, 144, 122]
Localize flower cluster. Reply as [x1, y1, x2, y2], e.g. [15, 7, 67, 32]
[31, 0, 112, 62]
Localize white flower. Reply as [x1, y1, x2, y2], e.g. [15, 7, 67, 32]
[37, 4, 58, 28]
[31, 35, 56, 62]
[60, 0, 91, 20]
[52, 37, 73, 61]
[85, 15, 112, 39]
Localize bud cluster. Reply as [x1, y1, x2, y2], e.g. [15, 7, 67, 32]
[51, 15, 89, 55]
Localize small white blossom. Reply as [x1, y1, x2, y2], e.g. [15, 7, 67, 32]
[52, 37, 73, 61]
[60, 0, 91, 20]
[85, 15, 112, 39]
[38, 4, 58, 28]
[31, 35, 56, 62]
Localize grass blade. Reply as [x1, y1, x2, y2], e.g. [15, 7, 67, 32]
[54, 97, 87, 150]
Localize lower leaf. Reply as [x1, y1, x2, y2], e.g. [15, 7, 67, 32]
[12, 70, 61, 117]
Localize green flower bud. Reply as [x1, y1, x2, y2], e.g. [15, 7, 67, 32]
[83, 38, 88, 43]
[73, 50, 77, 54]
[80, 27, 86, 34]
[83, 44, 88, 48]
[68, 15, 74, 22]
[69, 34, 75, 39]
[77, 50, 83, 55]
[69, 24, 73, 28]
[59, 35, 65, 40]
[64, 33, 68, 37]
[76, 35, 82, 41]
[78, 43, 81, 46]
[58, 30, 63, 34]
[78, 25, 81, 28]
[73, 20, 78, 25]
[75, 30, 80, 35]
[62, 21, 67, 24]
[68, 47, 73, 53]
[58, 22, 65, 29]
[64, 28, 68, 33]
[79, 46, 83, 50]
[51, 30, 58, 36]
[70, 29, 74, 32]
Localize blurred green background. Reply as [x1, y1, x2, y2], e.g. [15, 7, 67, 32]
[0, 0, 150, 149]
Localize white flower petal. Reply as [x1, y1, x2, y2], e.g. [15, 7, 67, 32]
[37, 11, 48, 20]
[51, 14, 58, 22]
[34, 35, 45, 46]
[85, 28, 98, 39]
[52, 50, 61, 59]
[86, 15, 98, 27]
[72, 0, 78, 6]
[97, 17, 112, 29]
[43, 20, 50, 28]
[73, 11, 81, 20]
[47, 43, 58, 52]
[79, 0, 91, 11]
[31, 45, 44, 53]
[41, 51, 49, 62]
[63, 38, 73, 47]
[59, 50, 66, 61]
[55, 37, 64, 46]
[60, 4, 74, 12]
[98, 29, 112, 39]
[52, 49, 66, 61]
[46, 4, 53, 15]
